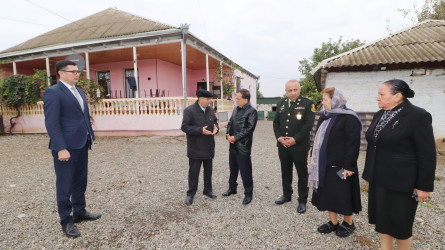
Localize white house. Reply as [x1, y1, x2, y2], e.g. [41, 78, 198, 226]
[312, 20, 445, 139]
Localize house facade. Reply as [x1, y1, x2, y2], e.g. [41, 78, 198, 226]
[0, 8, 258, 136]
[312, 20, 445, 139]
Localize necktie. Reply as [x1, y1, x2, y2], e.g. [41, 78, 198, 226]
[71, 86, 84, 112]
[290, 101, 295, 107]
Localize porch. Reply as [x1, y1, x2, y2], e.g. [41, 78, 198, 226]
[0, 97, 234, 136]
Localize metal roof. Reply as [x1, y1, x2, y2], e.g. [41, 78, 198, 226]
[312, 20, 445, 72]
[0, 8, 177, 54]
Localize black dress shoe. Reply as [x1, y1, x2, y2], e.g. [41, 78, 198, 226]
[242, 195, 252, 205]
[62, 222, 81, 238]
[203, 191, 217, 199]
[275, 196, 291, 205]
[222, 189, 237, 196]
[185, 196, 193, 206]
[73, 211, 102, 223]
[297, 202, 306, 213]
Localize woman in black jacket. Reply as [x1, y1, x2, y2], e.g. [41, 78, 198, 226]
[309, 87, 362, 238]
[362, 79, 436, 249]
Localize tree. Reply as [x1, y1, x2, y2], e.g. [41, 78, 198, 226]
[215, 60, 244, 99]
[0, 72, 46, 133]
[398, 0, 445, 23]
[298, 37, 365, 107]
[256, 81, 264, 98]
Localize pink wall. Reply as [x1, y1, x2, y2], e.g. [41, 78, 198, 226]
[0, 67, 35, 77]
[2, 111, 231, 136]
[187, 69, 219, 97]
[90, 59, 221, 98]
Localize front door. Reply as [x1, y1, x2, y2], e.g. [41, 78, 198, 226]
[97, 71, 110, 98]
[124, 69, 139, 98]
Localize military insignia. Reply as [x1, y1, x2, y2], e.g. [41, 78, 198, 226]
[311, 104, 316, 112]
[280, 105, 285, 111]
[295, 107, 305, 110]
[296, 113, 302, 120]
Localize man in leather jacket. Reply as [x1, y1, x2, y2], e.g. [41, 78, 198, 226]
[223, 89, 258, 205]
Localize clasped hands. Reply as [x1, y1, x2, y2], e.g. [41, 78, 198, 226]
[278, 136, 296, 148]
[202, 124, 218, 135]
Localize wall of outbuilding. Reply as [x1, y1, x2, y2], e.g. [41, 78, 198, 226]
[324, 68, 445, 138]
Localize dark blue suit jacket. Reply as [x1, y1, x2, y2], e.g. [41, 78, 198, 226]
[43, 81, 95, 151]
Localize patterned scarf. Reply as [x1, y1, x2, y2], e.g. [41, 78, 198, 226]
[308, 88, 362, 190]
[373, 105, 404, 140]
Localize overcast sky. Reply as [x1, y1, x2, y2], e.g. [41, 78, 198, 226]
[1, 0, 421, 97]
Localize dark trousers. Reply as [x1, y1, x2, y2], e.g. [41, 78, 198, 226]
[52, 144, 88, 225]
[228, 151, 253, 196]
[187, 158, 213, 197]
[278, 148, 309, 203]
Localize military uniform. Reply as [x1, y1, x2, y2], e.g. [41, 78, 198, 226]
[273, 96, 316, 203]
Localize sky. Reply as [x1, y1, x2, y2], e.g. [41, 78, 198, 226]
[0, 0, 422, 97]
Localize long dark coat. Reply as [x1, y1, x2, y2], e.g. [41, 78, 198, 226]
[181, 101, 219, 159]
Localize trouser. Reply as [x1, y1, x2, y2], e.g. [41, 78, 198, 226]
[278, 148, 309, 203]
[52, 144, 88, 225]
[186, 158, 213, 197]
[228, 151, 253, 196]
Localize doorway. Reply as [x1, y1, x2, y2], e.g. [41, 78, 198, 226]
[97, 71, 110, 98]
[124, 69, 139, 98]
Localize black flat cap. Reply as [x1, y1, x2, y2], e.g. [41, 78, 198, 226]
[196, 89, 213, 98]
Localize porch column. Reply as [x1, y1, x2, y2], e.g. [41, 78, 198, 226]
[133, 46, 140, 115]
[220, 61, 223, 111]
[181, 24, 190, 112]
[133, 47, 139, 98]
[85, 52, 90, 80]
[13, 61, 17, 75]
[45, 57, 51, 86]
[206, 54, 209, 90]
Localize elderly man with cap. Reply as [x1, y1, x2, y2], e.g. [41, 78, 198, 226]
[181, 89, 219, 206]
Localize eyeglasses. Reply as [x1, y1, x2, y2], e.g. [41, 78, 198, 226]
[62, 70, 81, 75]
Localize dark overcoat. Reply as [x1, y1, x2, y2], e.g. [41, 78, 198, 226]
[181, 101, 219, 159]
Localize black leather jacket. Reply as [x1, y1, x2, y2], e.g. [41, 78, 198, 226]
[226, 103, 258, 156]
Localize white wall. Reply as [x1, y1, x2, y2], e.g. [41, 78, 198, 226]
[325, 68, 445, 138]
[235, 69, 258, 107]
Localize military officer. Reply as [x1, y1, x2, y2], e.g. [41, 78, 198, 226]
[273, 79, 316, 213]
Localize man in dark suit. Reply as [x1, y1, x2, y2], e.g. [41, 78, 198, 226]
[44, 60, 101, 238]
[273, 80, 315, 213]
[223, 89, 258, 205]
[181, 89, 219, 206]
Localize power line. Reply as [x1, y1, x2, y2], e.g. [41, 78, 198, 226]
[24, 0, 82, 27]
[195, 0, 210, 42]
[0, 16, 55, 27]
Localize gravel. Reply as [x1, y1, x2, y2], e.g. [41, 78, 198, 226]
[1, 120, 444, 249]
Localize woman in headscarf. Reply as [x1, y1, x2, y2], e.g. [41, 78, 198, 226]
[309, 87, 362, 237]
[362, 79, 436, 249]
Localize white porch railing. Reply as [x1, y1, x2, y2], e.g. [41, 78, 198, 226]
[0, 98, 234, 117]
[0, 102, 45, 116]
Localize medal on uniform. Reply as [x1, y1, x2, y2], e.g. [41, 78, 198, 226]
[296, 112, 302, 120]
